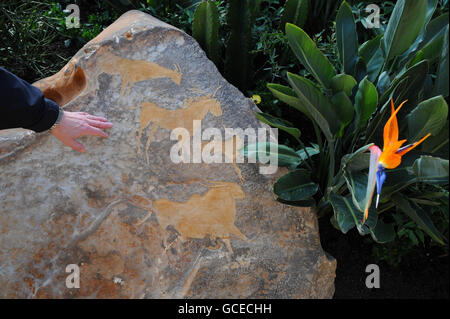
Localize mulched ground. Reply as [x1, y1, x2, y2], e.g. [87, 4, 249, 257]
[319, 217, 449, 299]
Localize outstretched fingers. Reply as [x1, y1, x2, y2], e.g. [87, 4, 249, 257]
[87, 118, 113, 129]
[86, 114, 109, 122]
[81, 125, 109, 138]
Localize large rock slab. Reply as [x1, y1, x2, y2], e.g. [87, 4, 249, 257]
[0, 11, 336, 298]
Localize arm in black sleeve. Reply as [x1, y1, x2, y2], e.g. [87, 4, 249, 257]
[0, 67, 60, 132]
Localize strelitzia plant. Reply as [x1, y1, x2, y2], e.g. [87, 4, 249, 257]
[243, 0, 449, 245]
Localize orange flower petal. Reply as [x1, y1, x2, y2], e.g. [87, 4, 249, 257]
[396, 133, 431, 156]
[383, 99, 407, 149]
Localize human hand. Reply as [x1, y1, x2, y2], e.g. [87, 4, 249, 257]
[51, 111, 113, 153]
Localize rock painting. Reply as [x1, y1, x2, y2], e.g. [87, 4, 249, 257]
[132, 88, 223, 164]
[127, 180, 247, 253]
[99, 50, 182, 101]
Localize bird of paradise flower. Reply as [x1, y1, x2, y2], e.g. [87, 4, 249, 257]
[363, 99, 431, 223]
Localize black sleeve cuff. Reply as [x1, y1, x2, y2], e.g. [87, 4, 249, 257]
[25, 98, 60, 133]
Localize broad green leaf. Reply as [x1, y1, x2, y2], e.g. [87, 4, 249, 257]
[408, 33, 445, 66]
[273, 169, 318, 201]
[355, 57, 368, 83]
[336, 1, 358, 75]
[329, 193, 378, 236]
[383, 0, 428, 62]
[343, 153, 370, 172]
[421, 120, 449, 154]
[370, 220, 396, 244]
[359, 34, 383, 63]
[277, 197, 316, 207]
[407, 95, 448, 142]
[381, 166, 417, 197]
[380, 60, 429, 108]
[423, 13, 449, 47]
[392, 194, 445, 245]
[382, 155, 448, 196]
[354, 76, 378, 130]
[396, 0, 439, 64]
[287, 72, 340, 140]
[435, 26, 449, 97]
[341, 144, 373, 170]
[267, 83, 310, 117]
[366, 48, 384, 82]
[330, 73, 357, 96]
[343, 170, 368, 212]
[241, 142, 303, 168]
[329, 193, 356, 234]
[281, 0, 309, 29]
[412, 156, 449, 184]
[285, 23, 336, 88]
[377, 71, 391, 96]
[331, 91, 354, 136]
[255, 112, 301, 143]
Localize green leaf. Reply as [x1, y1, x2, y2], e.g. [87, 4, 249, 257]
[423, 12, 449, 47]
[336, 1, 358, 75]
[355, 57, 368, 83]
[435, 26, 449, 97]
[296, 146, 320, 161]
[392, 194, 445, 245]
[344, 170, 369, 212]
[377, 71, 391, 96]
[267, 83, 311, 117]
[329, 193, 378, 236]
[407, 95, 448, 142]
[285, 23, 336, 88]
[277, 197, 316, 207]
[412, 156, 449, 184]
[331, 91, 354, 136]
[343, 153, 370, 172]
[287, 72, 339, 141]
[255, 112, 301, 143]
[408, 33, 445, 66]
[359, 34, 383, 63]
[396, 0, 439, 65]
[383, 0, 428, 62]
[370, 220, 396, 244]
[281, 0, 309, 30]
[420, 120, 449, 154]
[341, 143, 374, 170]
[354, 76, 378, 130]
[329, 193, 356, 234]
[273, 169, 318, 201]
[366, 48, 384, 82]
[241, 143, 303, 168]
[380, 60, 429, 108]
[330, 73, 357, 96]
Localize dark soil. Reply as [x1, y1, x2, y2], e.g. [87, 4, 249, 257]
[319, 217, 450, 299]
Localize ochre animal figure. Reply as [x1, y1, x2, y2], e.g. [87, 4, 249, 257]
[127, 181, 247, 253]
[132, 91, 223, 164]
[99, 50, 182, 102]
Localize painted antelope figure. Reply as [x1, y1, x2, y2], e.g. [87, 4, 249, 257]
[126, 180, 248, 253]
[132, 87, 223, 164]
[98, 50, 182, 102]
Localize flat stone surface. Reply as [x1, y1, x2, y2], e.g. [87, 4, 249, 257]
[0, 10, 336, 298]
